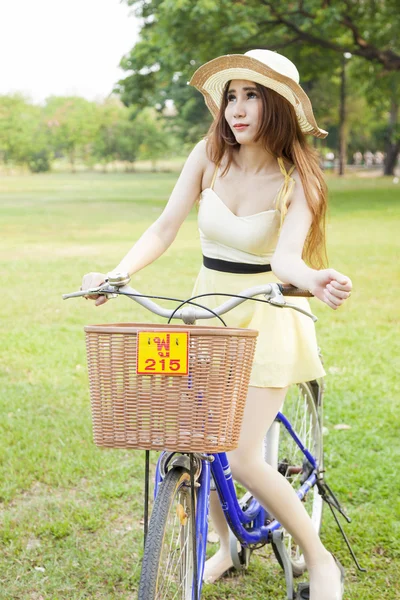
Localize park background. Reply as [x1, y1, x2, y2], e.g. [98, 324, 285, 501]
[0, 1, 399, 599]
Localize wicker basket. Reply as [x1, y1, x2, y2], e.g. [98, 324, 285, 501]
[84, 323, 258, 452]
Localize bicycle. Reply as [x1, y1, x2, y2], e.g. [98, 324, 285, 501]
[64, 274, 364, 600]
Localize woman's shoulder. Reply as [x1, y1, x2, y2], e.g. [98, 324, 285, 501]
[188, 138, 222, 190]
[178, 139, 218, 193]
[186, 138, 213, 169]
[290, 166, 322, 192]
[287, 164, 325, 210]
[191, 138, 208, 156]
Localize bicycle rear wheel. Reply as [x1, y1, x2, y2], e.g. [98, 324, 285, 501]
[138, 467, 197, 600]
[265, 381, 323, 577]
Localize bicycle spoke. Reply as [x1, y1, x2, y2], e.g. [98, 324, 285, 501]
[275, 383, 323, 575]
[155, 486, 194, 600]
[158, 512, 180, 596]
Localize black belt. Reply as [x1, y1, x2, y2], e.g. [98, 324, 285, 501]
[203, 255, 272, 274]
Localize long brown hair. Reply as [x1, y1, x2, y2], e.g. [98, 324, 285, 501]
[206, 81, 328, 268]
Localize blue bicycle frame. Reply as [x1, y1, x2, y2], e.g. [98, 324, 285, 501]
[153, 410, 320, 599]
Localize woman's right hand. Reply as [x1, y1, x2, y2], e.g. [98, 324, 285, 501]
[309, 268, 352, 310]
[81, 272, 108, 306]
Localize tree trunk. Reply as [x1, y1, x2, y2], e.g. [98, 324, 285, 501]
[383, 90, 399, 176]
[338, 56, 347, 176]
[384, 143, 399, 176]
[124, 161, 136, 172]
[70, 149, 76, 174]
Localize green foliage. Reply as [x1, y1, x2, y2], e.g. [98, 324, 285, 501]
[119, 0, 399, 158]
[92, 98, 140, 166]
[133, 107, 171, 164]
[44, 96, 100, 169]
[0, 95, 182, 172]
[0, 95, 52, 171]
[28, 149, 52, 173]
[92, 99, 124, 165]
[120, 0, 399, 106]
[114, 114, 140, 164]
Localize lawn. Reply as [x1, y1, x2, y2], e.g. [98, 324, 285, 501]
[0, 171, 399, 599]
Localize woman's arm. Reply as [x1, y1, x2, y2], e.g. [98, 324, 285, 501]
[110, 140, 208, 276]
[82, 140, 209, 303]
[271, 174, 352, 310]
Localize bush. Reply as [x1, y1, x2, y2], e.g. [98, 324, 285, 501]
[28, 150, 51, 173]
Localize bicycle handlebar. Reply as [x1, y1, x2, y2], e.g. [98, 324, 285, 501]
[63, 273, 316, 323]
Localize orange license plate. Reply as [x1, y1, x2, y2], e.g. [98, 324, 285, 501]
[137, 331, 189, 375]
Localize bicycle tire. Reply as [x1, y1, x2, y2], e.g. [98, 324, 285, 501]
[266, 381, 324, 577]
[138, 467, 197, 600]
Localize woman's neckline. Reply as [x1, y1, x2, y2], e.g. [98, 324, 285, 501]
[200, 187, 280, 219]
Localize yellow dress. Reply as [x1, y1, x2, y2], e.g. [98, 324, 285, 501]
[191, 158, 325, 388]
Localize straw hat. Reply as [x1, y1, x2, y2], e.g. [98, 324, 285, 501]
[189, 49, 328, 139]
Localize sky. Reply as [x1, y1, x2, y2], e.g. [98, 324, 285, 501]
[0, 0, 140, 104]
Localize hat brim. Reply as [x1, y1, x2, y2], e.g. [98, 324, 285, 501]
[189, 54, 328, 139]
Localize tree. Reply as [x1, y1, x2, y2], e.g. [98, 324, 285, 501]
[92, 98, 127, 169]
[354, 66, 400, 175]
[119, 0, 400, 172]
[115, 116, 140, 169]
[0, 94, 52, 172]
[133, 107, 172, 169]
[45, 97, 99, 172]
[383, 75, 400, 175]
[27, 122, 52, 173]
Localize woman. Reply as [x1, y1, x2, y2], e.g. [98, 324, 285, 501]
[82, 50, 352, 599]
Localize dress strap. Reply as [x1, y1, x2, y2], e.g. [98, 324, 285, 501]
[276, 157, 296, 228]
[210, 163, 220, 190]
[277, 157, 296, 179]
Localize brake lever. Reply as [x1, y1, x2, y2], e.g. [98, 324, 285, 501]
[265, 283, 317, 322]
[62, 283, 118, 300]
[282, 301, 317, 322]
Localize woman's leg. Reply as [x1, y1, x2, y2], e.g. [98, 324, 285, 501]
[204, 386, 343, 599]
[202, 489, 235, 583]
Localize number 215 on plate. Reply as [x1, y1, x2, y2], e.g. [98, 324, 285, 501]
[136, 331, 189, 375]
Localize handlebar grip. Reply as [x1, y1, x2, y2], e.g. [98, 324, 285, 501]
[62, 291, 88, 299]
[279, 285, 313, 298]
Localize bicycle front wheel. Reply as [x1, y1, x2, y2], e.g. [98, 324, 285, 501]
[138, 467, 197, 600]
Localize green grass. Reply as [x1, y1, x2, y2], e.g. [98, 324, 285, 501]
[0, 171, 399, 599]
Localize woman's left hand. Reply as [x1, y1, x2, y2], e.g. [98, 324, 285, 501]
[310, 269, 352, 310]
